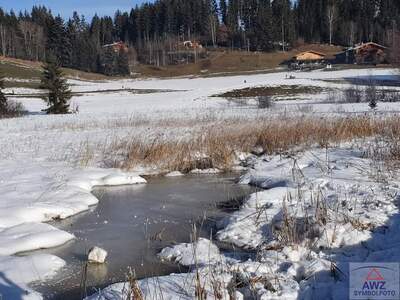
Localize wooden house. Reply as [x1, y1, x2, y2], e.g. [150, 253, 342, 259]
[334, 42, 387, 65]
[293, 51, 326, 62]
[102, 41, 129, 53]
[183, 40, 203, 50]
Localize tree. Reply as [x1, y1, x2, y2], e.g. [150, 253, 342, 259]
[326, 3, 337, 45]
[0, 74, 24, 117]
[391, 30, 400, 69]
[116, 48, 130, 75]
[40, 57, 72, 114]
[366, 84, 378, 110]
[220, 0, 227, 25]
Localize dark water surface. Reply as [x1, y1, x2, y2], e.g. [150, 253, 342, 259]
[31, 174, 252, 299]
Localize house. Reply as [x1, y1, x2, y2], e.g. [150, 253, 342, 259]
[293, 51, 326, 62]
[334, 42, 387, 65]
[183, 40, 203, 50]
[288, 50, 327, 70]
[102, 41, 129, 53]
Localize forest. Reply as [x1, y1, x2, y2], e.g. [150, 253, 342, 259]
[0, 0, 399, 75]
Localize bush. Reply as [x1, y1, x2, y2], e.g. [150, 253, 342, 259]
[380, 90, 400, 102]
[344, 86, 363, 103]
[257, 95, 274, 109]
[0, 100, 25, 118]
[0, 76, 25, 118]
[365, 85, 378, 109]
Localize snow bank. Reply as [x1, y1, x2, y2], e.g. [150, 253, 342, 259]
[158, 238, 223, 266]
[165, 171, 184, 177]
[86, 269, 233, 300]
[0, 167, 146, 230]
[0, 254, 65, 300]
[0, 223, 74, 255]
[216, 146, 400, 299]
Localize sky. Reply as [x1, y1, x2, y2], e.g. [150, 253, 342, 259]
[0, 0, 148, 19]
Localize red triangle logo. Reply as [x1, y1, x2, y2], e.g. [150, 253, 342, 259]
[366, 268, 384, 281]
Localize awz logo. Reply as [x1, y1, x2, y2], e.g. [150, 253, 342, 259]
[362, 268, 386, 290]
[350, 263, 399, 300]
[363, 281, 386, 290]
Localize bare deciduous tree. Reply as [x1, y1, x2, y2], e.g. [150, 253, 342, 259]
[327, 4, 337, 45]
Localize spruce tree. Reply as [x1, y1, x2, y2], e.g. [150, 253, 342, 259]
[40, 56, 72, 114]
[220, 0, 227, 25]
[116, 48, 130, 75]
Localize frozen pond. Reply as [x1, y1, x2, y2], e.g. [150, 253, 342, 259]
[30, 174, 253, 299]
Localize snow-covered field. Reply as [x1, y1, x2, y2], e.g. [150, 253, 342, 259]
[1, 67, 400, 299]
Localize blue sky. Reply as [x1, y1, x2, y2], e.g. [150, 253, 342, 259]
[0, 0, 148, 19]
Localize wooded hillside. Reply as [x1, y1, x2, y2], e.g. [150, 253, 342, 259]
[0, 0, 399, 75]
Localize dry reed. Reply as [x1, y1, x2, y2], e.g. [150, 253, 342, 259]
[107, 116, 400, 172]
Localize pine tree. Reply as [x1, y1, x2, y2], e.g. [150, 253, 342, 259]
[116, 48, 130, 75]
[220, 0, 227, 25]
[40, 56, 72, 114]
[101, 47, 117, 76]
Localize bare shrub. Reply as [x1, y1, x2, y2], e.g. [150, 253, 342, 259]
[366, 85, 378, 109]
[380, 90, 400, 102]
[0, 100, 25, 118]
[344, 86, 363, 103]
[257, 95, 274, 109]
[126, 267, 143, 300]
[326, 89, 341, 103]
[297, 104, 314, 114]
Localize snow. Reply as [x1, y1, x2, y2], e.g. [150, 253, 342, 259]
[0, 254, 65, 300]
[158, 238, 223, 266]
[85, 268, 233, 300]
[0, 223, 74, 255]
[190, 168, 221, 174]
[1, 67, 400, 298]
[165, 171, 184, 177]
[88, 246, 108, 264]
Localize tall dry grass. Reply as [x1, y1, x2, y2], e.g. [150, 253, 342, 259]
[107, 116, 400, 172]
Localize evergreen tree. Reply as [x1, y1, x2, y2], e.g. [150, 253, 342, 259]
[116, 48, 130, 75]
[40, 56, 72, 114]
[220, 0, 227, 25]
[46, 15, 71, 65]
[101, 47, 117, 76]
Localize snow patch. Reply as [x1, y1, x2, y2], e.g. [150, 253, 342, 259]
[158, 238, 223, 266]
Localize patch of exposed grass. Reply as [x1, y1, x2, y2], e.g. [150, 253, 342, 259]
[6, 88, 181, 99]
[214, 85, 325, 99]
[0, 60, 41, 80]
[3, 80, 41, 90]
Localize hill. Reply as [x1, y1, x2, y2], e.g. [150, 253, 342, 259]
[0, 56, 109, 89]
[1, 44, 345, 85]
[138, 44, 344, 77]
